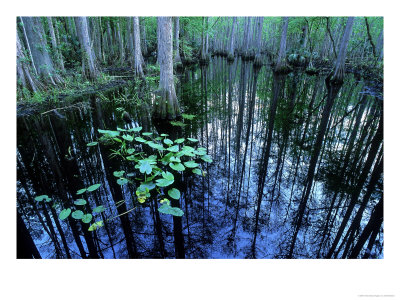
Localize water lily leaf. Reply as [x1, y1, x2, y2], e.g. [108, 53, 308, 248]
[162, 171, 174, 181]
[87, 183, 101, 192]
[87, 142, 98, 146]
[81, 214, 93, 224]
[194, 149, 207, 156]
[167, 145, 179, 152]
[129, 126, 142, 132]
[113, 170, 125, 177]
[140, 181, 156, 191]
[182, 113, 196, 120]
[98, 129, 120, 137]
[71, 210, 84, 220]
[156, 178, 174, 187]
[117, 127, 127, 132]
[88, 221, 104, 231]
[170, 156, 181, 163]
[169, 162, 185, 171]
[76, 188, 87, 195]
[122, 134, 133, 142]
[139, 160, 153, 174]
[117, 178, 129, 185]
[200, 155, 213, 163]
[34, 195, 48, 202]
[192, 168, 202, 175]
[158, 204, 184, 217]
[163, 138, 173, 145]
[127, 148, 135, 154]
[93, 205, 105, 213]
[187, 138, 198, 142]
[135, 137, 147, 143]
[142, 132, 153, 136]
[174, 138, 185, 144]
[184, 161, 199, 168]
[59, 208, 71, 220]
[148, 141, 165, 151]
[74, 199, 87, 206]
[168, 188, 181, 200]
[160, 134, 169, 137]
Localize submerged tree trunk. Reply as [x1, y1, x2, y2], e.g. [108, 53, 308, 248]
[153, 17, 181, 120]
[227, 17, 237, 62]
[17, 211, 42, 259]
[74, 17, 99, 81]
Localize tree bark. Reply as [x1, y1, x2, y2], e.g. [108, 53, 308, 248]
[153, 17, 181, 120]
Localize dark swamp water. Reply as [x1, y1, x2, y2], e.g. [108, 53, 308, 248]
[17, 57, 383, 259]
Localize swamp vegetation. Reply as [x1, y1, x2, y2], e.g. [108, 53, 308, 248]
[16, 16, 383, 259]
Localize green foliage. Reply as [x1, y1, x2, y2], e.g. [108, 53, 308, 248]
[168, 188, 181, 200]
[35, 195, 52, 202]
[71, 210, 84, 219]
[59, 208, 71, 220]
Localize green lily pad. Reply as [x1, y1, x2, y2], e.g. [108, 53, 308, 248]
[34, 195, 49, 202]
[59, 208, 71, 220]
[87, 142, 98, 146]
[169, 162, 185, 171]
[88, 221, 104, 231]
[76, 188, 87, 195]
[71, 210, 84, 220]
[174, 138, 185, 144]
[192, 168, 202, 175]
[122, 134, 133, 142]
[184, 161, 199, 168]
[168, 188, 181, 200]
[74, 199, 87, 206]
[158, 204, 184, 217]
[163, 138, 173, 145]
[93, 205, 105, 213]
[167, 145, 179, 152]
[117, 178, 129, 185]
[81, 214, 93, 224]
[113, 170, 125, 177]
[87, 183, 101, 192]
[187, 138, 198, 142]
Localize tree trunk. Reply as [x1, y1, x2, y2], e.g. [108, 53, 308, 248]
[21, 17, 63, 85]
[275, 17, 289, 73]
[17, 211, 42, 259]
[153, 17, 181, 120]
[173, 17, 182, 65]
[133, 17, 145, 78]
[47, 17, 65, 72]
[74, 17, 99, 81]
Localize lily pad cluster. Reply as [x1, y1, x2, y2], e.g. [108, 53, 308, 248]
[93, 126, 213, 217]
[58, 183, 105, 231]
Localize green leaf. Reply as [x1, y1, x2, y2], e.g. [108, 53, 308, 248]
[174, 138, 185, 144]
[160, 133, 169, 137]
[184, 161, 199, 168]
[88, 221, 104, 231]
[74, 199, 87, 206]
[167, 145, 179, 152]
[127, 148, 135, 154]
[59, 208, 71, 220]
[71, 210, 84, 219]
[87, 142, 98, 146]
[155, 178, 174, 187]
[76, 188, 87, 195]
[170, 156, 181, 163]
[140, 181, 156, 191]
[135, 136, 147, 143]
[45, 197, 52, 203]
[192, 168, 202, 175]
[93, 205, 105, 213]
[117, 178, 129, 185]
[142, 132, 153, 136]
[148, 141, 165, 151]
[158, 204, 184, 217]
[187, 138, 198, 142]
[162, 171, 174, 181]
[34, 195, 48, 202]
[163, 138, 173, 145]
[129, 126, 142, 132]
[122, 134, 133, 142]
[139, 160, 153, 175]
[113, 137, 122, 143]
[182, 113, 196, 120]
[117, 127, 127, 132]
[200, 155, 213, 163]
[113, 170, 125, 177]
[194, 149, 207, 156]
[87, 183, 101, 192]
[81, 214, 93, 224]
[168, 188, 181, 200]
[169, 162, 185, 171]
[98, 129, 120, 137]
